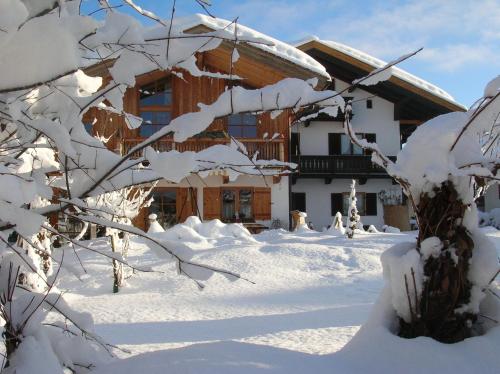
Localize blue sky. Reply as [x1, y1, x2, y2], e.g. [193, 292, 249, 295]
[92, 0, 500, 107]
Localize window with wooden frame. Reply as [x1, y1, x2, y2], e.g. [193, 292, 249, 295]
[331, 192, 377, 216]
[138, 77, 172, 137]
[221, 188, 254, 222]
[203, 187, 271, 222]
[329, 133, 376, 156]
[150, 189, 177, 228]
[228, 113, 258, 138]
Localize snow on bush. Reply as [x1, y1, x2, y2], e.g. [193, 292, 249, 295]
[327, 212, 345, 235]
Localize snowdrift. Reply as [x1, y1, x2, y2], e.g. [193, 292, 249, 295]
[145, 216, 257, 251]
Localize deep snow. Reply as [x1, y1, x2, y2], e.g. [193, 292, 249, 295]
[51, 227, 499, 373]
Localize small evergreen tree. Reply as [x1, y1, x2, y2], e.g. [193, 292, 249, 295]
[346, 180, 360, 239]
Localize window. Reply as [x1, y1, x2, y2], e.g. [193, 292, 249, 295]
[150, 190, 177, 228]
[221, 188, 254, 222]
[329, 133, 375, 155]
[292, 193, 306, 212]
[291, 133, 300, 156]
[343, 192, 366, 216]
[228, 113, 257, 138]
[476, 195, 485, 212]
[139, 78, 172, 106]
[57, 212, 88, 239]
[331, 192, 377, 216]
[83, 122, 93, 135]
[138, 78, 172, 137]
[366, 99, 373, 109]
[340, 134, 363, 155]
[139, 111, 171, 137]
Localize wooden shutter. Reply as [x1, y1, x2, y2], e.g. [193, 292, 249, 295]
[253, 187, 271, 220]
[331, 193, 343, 216]
[328, 133, 341, 155]
[364, 134, 376, 155]
[366, 193, 378, 216]
[203, 187, 221, 220]
[177, 187, 198, 222]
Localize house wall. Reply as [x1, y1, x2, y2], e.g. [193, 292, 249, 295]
[293, 178, 394, 229]
[293, 79, 401, 157]
[153, 174, 289, 229]
[485, 185, 500, 211]
[291, 78, 403, 230]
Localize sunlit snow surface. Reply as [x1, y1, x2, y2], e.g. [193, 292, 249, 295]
[53, 227, 499, 373]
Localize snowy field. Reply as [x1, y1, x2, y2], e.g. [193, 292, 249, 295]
[51, 226, 500, 373]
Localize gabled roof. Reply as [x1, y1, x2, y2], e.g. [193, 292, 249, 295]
[180, 14, 330, 81]
[295, 37, 466, 117]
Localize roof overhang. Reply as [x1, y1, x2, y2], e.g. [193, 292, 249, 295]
[297, 39, 466, 120]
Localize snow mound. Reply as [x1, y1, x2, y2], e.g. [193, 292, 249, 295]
[150, 217, 257, 248]
[382, 225, 400, 233]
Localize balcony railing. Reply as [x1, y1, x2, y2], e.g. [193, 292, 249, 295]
[291, 155, 395, 178]
[122, 138, 285, 162]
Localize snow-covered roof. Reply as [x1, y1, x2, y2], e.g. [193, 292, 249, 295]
[176, 14, 330, 80]
[295, 36, 466, 110]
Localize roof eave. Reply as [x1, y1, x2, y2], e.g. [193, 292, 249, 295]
[297, 40, 466, 112]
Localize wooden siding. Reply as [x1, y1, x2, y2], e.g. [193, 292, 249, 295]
[84, 46, 296, 157]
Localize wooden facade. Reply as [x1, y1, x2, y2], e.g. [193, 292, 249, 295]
[83, 28, 326, 231]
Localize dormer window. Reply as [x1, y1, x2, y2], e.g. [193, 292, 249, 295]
[228, 113, 257, 138]
[139, 78, 172, 137]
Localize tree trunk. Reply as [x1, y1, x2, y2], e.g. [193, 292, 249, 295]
[399, 181, 475, 343]
[110, 234, 123, 293]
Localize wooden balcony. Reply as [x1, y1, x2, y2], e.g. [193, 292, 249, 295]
[291, 155, 395, 179]
[122, 138, 286, 162]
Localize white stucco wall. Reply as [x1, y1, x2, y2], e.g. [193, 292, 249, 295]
[156, 174, 289, 228]
[290, 78, 404, 230]
[292, 79, 401, 157]
[293, 178, 394, 230]
[485, 185, 500, 211]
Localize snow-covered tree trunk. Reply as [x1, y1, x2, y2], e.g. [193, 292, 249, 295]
[343, 74, 500, 343]
[346, 180, 359, 239]
[398, 181, 475, 342]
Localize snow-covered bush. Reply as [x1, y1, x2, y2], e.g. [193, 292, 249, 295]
[328, 212, 346, 235]
[382, 225, 401, 233]
[344, 73, 500, 342]
[378, 188, 403, 206]
[0, 1, 349, 370]
[346, 180, 360, 239]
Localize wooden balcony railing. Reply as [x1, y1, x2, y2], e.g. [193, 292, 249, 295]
[291, 155, 395, 178]
[122, 138, 286, 162]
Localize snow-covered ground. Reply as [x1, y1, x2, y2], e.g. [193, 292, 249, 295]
[56, 226, 499, 373]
